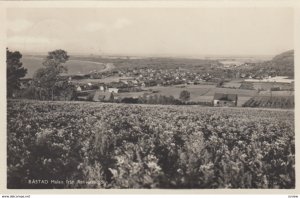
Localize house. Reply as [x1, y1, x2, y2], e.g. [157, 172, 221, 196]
[108, 88, 119, 93]
[213, 93, 238, 107]
[109, 81, 124, 88]
[76, 86, 82, 92]
[93, 91, 113, 102]
[120, 80, 129, 85]
[131, 80, 138, 85]
[99, 85, 105, 91]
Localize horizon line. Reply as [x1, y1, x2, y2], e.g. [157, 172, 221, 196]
[18, 51, 281, 59]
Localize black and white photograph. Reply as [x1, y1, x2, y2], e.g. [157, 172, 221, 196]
[4, 2, 297, 191]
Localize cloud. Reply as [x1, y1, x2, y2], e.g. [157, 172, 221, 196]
[8, 19, 33, 32]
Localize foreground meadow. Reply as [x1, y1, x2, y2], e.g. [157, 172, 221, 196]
[7, 100, 294, 189]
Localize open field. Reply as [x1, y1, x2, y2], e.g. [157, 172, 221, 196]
[73, 78, 293, 107]
[91, 82, 293, 107]
[143, 84, 258, 106]
[145, 84, 214, 98]
[244, 76, 294, 84]
[259, 91, 294, 96]
[224, 80, 293, 91]
[222, 81, 242, 88]
[74, 76, 133, 84]
[7, 100, 294, 189]
[251, 82, 293, 91]
[22, 56, 107, 78]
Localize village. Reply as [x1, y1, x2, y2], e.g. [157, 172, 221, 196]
[66, 64, 294, 108]
[15, 49, 294, 108]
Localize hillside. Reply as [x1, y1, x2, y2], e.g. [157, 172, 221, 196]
[250, 50, 294, 77]
[272, 49, 294, 63]
[270, 50, 294, 76]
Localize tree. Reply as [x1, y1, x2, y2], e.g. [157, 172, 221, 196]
[43, 49, 69, 71]
[6, 48, 27, 97]
[33, 49, 69, 100]
[53, 80, 77, 101]
[179, 90, 190, 102]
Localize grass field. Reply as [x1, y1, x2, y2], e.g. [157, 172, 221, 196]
[74, 76, 133, 84]
[222, 81, 242, 88]
[259, 90, 294, 96]
[22, 56, 107, 78]
[143, 84, 258, 106]
[251, 82, 293, 91]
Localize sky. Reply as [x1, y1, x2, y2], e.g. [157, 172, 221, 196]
[7, 7, 294, 57]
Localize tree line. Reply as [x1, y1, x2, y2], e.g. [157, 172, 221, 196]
[7, 48, 76, 100]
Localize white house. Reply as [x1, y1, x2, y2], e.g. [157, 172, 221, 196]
[108, 88, 119, 93]
[76, 86, 82, 92]
[99, 86, 105, 91]
[213, 93, 238, 107]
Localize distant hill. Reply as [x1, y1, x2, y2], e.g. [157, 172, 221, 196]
[270, 50, 294, 77]
[272, 50, 294, 67]
[248, 50, 294, 78]
[272, 50, 294, 62]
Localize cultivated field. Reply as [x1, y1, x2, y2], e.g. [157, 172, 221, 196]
[243, 96, 294, 109]
[7, 100, 294, 189]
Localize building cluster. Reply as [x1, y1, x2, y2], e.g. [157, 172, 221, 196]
[116, 68, 213, 86]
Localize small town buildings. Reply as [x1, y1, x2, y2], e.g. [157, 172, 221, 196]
[108, 88, 119, 93]
[76, 86, 82, 92]
[99, 85, 105, 91]
[93, 91, 112, 102]
[213, 93, 238, 107]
